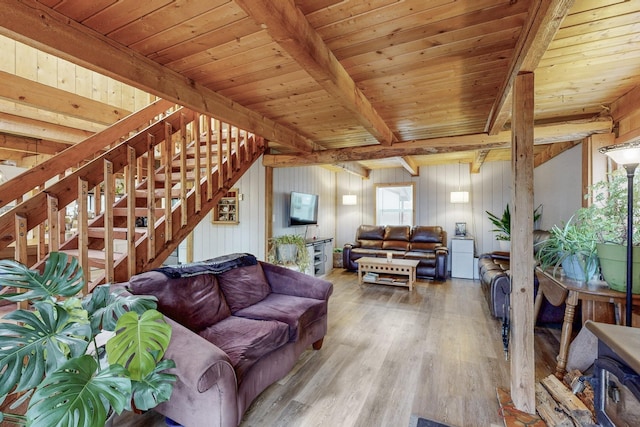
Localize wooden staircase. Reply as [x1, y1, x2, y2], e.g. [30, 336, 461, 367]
[0, 99, 265, 293]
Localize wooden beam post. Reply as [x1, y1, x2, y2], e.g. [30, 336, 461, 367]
[510, 72, 536, 413]
[582, 133, 614, 207]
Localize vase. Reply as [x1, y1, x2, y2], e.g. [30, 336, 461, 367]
[596, 243, 640, 294]
[498, 240, 511, 252]
[276, 243, 298, 264]
[560, 253, 598, 282]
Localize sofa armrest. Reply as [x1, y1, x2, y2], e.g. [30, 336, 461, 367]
[158, 317, 239, 427]
[434, 246, 449, 281]
[260, 261, 333, 301]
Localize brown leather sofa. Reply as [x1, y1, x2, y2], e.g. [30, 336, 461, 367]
[343, 224, 448, 280]
[123, 253, 333, 427]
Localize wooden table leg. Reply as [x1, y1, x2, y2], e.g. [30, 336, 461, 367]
[555, 291, 579, 379]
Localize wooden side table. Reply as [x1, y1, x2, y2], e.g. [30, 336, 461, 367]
[535, 267, 640, 379]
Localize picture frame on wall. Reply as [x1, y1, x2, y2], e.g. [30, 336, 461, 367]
[455, 222, 466, 236]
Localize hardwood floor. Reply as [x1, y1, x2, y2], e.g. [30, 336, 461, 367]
[113, 269, 562, 427]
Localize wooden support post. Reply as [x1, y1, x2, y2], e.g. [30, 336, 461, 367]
[77, 177, 89, 292]
[226, 122, 232, 181]
[164, 122, 173, 242]
[14, 214, 27, 264]
[47, 194, 59, 252]
[179, 114, 188, 227]
[147, 134, 156, 261]
[194, 114, 201, 213]
[205, 116, 213, 201]
[217, 120, 223, 189]
[103, 159, 115, 284]
[510, 71, 536, 413]
[265, 166, 273, 256]
[126, 146, 136, 277]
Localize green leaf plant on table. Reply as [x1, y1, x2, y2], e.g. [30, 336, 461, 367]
[0, 252, 176, 427]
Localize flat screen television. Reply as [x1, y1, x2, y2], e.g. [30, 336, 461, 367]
[289, 191, 319, 226]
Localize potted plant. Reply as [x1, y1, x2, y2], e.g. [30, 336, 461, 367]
[486, 204, 542, 251]
[583, 169, 640, 293]
[267, 234, 311, 272]
[535, 213, 598, 281]
[0, 252, 176, 427]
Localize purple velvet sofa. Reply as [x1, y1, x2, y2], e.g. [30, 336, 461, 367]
[122, 253, 333, 427]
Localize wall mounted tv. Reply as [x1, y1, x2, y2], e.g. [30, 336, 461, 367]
[289, 191, 319, 226]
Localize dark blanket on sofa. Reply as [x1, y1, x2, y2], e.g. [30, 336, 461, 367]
[154, 252, 258, 278]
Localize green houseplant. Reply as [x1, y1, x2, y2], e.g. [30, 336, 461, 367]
[0, 252, 176, 427]
[583, 169, 640, 293]
[267, 234, 310, 272]
[486, 204, 543, 248]
[535, 213, 598, 282]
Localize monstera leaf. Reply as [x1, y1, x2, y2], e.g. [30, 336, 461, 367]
[82, 285, 158, 333]
[0, 252, 84, 302]
[131, 358, 176, 411]
[26, 355, 131, 427]
[106, 309, 171, 380]
[0, 302, 91, 397]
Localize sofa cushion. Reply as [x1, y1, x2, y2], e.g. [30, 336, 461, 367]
[129, 270, 230, 332]
[356, 225, 385, 249]
[410, 226, 443, 243]
[199, 316, 289, 381]
[217, 264, 272, 312]
[234, 293, 327, 341]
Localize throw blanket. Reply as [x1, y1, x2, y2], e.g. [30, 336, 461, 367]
[154, 253, 258, 278]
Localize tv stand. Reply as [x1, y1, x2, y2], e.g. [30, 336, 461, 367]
[304, 237, 333, 277]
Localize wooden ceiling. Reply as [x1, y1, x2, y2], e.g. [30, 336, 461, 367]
[0, 0, 638, 176]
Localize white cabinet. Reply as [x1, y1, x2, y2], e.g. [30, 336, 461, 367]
[451, 237, 475, 279]
[304, 238, 333, 277]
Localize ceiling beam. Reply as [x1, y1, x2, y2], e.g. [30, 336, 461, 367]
[0, 133, 68, 156]
[611, 84, 640, 122]
[234, 0, 396, 146]
[0, 0, 317, 153]
[0, 112, 92, 144]
[264, 116, 612, 167]
[470, 150, 489, 174]
[398, 156, 419, 176]
[485, 0, 575, 135]
[0, 70, 130, 125]
[334, 162, 370, 179]
[533, 140, 581, 167]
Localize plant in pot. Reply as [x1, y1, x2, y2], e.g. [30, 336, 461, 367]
[535, 212, 598, 282]
[583, 169, 640, 293]
[486, 204, 542, 251]
[267, 234, 311, 272]
[0, 252, 176, 427]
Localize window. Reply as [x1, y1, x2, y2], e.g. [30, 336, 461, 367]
[375, 183, 415, 226]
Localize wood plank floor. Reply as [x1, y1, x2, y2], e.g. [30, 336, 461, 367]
[112, 269, 562, 427]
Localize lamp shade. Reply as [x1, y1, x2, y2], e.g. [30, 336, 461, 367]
[342, 194, 357, 205]
[450, 191, 469, 204]
[599, 141, 640, 165]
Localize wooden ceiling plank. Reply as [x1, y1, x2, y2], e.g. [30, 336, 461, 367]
[234, 0, 397, 146]
[0, 98, 107, 133]
[0, 0, 316, 153]
[485, 0, 575, 136]
[0, 70, 131, 125]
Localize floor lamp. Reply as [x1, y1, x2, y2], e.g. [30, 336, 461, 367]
[599, 141, 640, 326]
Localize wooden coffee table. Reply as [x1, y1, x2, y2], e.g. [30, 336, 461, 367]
[355, 257, 419, 291]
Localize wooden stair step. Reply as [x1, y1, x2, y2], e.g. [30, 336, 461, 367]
[87, 227, 146, 239]
[134, 188, 182, 198]
[112, 207, 164, 217]
[59, 249, 125, 269]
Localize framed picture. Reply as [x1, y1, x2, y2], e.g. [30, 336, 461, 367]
[455, 222, 466, 236]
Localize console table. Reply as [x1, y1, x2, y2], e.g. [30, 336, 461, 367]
[535, 267, 640, 378]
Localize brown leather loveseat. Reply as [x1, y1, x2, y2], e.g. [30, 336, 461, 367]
[343, 224, 448, 280]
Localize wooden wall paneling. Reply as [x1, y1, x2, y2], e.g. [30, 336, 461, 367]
[0, 35, 15, 73]
[510, 72, 536, 413]
[16, 42, 37, 80]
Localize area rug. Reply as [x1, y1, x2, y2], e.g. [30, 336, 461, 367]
[408, 414, 454, 427]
